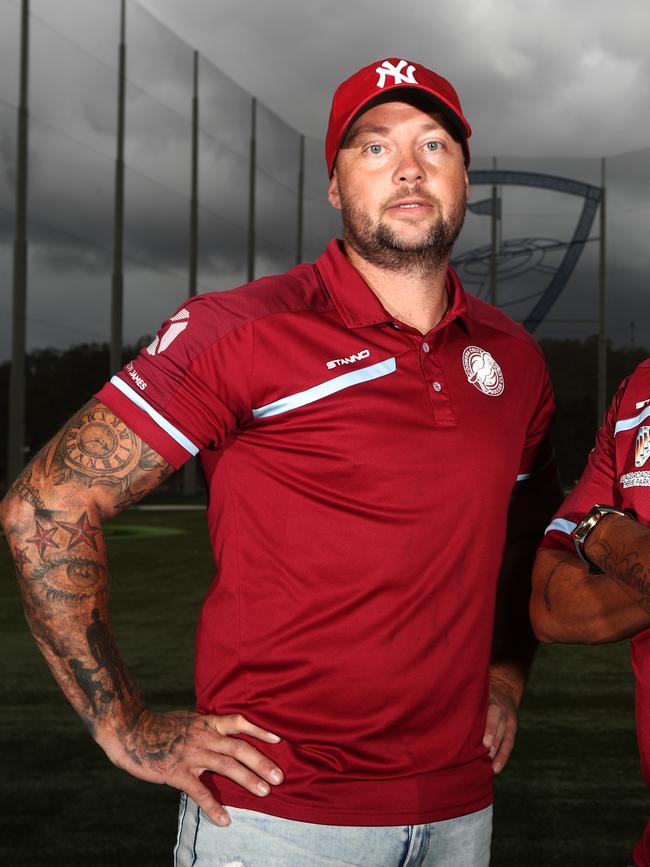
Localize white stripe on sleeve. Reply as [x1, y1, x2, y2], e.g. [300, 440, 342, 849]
[109, 376, 199, 456]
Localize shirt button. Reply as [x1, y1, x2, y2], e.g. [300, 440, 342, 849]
[422, 342, 430, 353]
[432, 381, 442, 392]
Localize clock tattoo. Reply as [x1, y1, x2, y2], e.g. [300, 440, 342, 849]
[45, 405, 144, 490]
[64, 408, 141, 475]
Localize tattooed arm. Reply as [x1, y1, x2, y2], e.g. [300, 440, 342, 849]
[531, 513, 650, 644]
[0, 399, 284, 827]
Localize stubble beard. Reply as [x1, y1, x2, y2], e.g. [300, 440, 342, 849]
[340, 188, 467, 276]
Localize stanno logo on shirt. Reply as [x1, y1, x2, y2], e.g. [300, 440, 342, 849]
[375, 60, 418, 89]
[326, 349, 371, 370]
[635, 426, 650, 467]
[462, 346, 505, 397]
[147, 308, 190, 356]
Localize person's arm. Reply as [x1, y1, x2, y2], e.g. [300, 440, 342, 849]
[484, 465, 564, 773]
[0, 399, 284, 828]
[531, 513, 650, 644]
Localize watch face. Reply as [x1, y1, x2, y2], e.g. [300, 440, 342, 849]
[63, 408, 140, 477]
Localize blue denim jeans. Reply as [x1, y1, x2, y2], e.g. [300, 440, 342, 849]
[174, 795, 493, 867]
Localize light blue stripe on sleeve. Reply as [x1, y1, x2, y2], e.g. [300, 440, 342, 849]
[614, 404, 650, 435]
[545, 517, 576, 536]
[252, 357, 397, 419]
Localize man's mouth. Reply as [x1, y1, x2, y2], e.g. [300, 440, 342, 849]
[387, 198, 434, 211]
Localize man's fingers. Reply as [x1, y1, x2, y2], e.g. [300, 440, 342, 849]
[489, 717, 507, 759]
[482, 703, 501, 748]
[492, 721, 516, 774]
[219, 733, 284, 784]
[196, 725, 284, 789]
[188, 746, 281, 796]
[208, 713, 281, 743]
[182, 777, 231, 827]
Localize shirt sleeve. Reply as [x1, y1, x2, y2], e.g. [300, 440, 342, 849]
[515, 351, 557, 486]
[540, 376, 629, 553]
[95, 295, 253, 469]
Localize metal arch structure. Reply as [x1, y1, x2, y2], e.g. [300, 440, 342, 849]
[466, 170, 602, 332]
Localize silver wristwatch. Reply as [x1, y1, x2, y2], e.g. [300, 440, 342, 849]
[569, 504, 629, 572]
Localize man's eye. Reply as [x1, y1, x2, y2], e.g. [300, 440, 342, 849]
[366, 144, 384, 155]
[426, 141, 441, 152]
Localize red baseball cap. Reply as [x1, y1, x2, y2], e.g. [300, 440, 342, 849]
[325, 58, 471, 176]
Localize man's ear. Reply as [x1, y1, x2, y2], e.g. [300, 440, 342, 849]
[328, 170, 342, 211]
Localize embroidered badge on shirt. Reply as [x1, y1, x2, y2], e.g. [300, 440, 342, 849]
[462, 346, 505, 397]
[635, 426, 650, 468]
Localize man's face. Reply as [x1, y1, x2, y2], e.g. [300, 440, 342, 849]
[328, 99, 469, 272]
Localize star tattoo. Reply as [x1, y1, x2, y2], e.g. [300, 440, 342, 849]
[26, 520, 60, 559]
[56, 511, 102, 551]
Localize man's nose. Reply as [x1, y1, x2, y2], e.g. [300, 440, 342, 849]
[393, 149, 426, 184]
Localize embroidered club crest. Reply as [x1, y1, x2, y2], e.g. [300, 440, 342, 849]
[635, 426, 650, 468]
[462, 346, 505, 396]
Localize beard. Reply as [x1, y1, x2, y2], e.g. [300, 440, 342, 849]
[339, 187, 466, 276]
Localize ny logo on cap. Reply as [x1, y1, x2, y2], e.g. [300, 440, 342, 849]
[375, 59, 418, 89]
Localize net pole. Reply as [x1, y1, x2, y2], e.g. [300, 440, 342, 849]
[597, 157, 607, 423]
[8, 0, 30, 481]
[110, 0, 126, 375]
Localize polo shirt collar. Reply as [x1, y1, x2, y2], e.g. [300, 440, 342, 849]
[316, 239, 472, 335]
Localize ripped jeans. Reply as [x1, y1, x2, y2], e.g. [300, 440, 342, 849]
[173, 794, 492, 867]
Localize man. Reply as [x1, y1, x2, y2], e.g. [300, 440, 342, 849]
[2, 58, 561, 866]
[531, 363, 650, 867]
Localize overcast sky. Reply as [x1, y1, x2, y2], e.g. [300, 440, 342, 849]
[137, 0, 650, 158]
[1, 0, 649, 360]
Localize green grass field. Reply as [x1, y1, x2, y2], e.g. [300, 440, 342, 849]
[2, 508, 648, 866]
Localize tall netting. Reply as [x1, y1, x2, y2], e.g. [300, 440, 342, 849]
[0, 0, 20, 360]
[606, 148, 650, 351]
[0, 0, 343, 363]
[303, 136, 342, 261]
[255, 102, 301, 276]
[3, 0, 120, 353]
[123, 2, 194, 336]
[197, 56, 251, 292]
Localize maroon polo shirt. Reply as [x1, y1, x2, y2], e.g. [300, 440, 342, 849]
[97, 239, 555, 826]
[542, 361, 650, 865]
